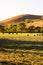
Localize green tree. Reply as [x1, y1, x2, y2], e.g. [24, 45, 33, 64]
[17, 22, 26, 32]
[27, 26, 35, 33]
[35, 26, 41, 33]
[25, 19, 31, 23]
[0, 25, 5, 32]
[41, 27, 43, 33]
[4, 24, 17, 33]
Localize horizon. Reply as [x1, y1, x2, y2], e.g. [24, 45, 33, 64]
[0, 0, 43, 21]
[0, 14, 43, 21]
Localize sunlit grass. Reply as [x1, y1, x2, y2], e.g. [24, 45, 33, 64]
[0, 33, 43, 41]
[0, 33, 43, 65]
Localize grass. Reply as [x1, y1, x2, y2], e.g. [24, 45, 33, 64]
[0, 33, 43, 65]
[0, 33, 43, 41]
[0, 38, 43, 50]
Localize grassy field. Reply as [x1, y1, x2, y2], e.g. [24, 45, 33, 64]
[0, 33, 43, 41]
[0, 33, 43, 65]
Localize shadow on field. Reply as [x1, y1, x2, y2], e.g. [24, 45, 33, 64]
[0, 38, 43, 51]
[0, 61, 31, 65]
[0, 61, 24, 65]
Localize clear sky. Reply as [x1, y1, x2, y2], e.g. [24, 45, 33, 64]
[0, 0, 43, 21]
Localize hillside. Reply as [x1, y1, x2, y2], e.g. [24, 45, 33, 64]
[0, 14, 43, 33]
[0, 14, 43, 27]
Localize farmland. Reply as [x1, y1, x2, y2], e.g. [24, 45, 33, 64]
[0, 33, 43, 65]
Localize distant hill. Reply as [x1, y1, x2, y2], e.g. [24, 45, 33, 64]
[0, 14, 43, 27]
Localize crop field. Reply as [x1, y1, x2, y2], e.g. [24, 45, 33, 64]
[0, 33, 43, 65]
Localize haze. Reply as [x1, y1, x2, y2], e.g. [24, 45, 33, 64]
[0, 0, 43, 21]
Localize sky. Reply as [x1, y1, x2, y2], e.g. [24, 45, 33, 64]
[0, 0, 43, 21]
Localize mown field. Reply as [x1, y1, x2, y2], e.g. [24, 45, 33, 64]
[0, 33, 43, 65]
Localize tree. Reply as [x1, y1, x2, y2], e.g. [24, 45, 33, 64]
[11, 25, 17, 32]
[0, 25, 5, 32]
[4, 24, 11, 32]
[4, 24, 17, 33]
[35, 27, 41, 33]
[41, 27, 43, 33]
[17, 22, 26, 32]
[25, 19, 31, 23]
[27, 26, 35, 33]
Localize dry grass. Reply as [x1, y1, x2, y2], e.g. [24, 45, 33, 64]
[0, 33, 43, 41]
[0, 50, 43, 65]
[0, 33, 43, 65]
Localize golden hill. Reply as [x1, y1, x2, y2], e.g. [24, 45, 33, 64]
[0, 14, 43, 27]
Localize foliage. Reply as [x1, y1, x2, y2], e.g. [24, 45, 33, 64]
[0, 21, 43, 33]
[25, 19, 31, 23]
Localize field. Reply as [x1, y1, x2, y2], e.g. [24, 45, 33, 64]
[0, 33, 43, 41]
[0, 33, 43, 65]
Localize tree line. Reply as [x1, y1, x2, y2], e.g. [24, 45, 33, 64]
[0, 22, 43, 33]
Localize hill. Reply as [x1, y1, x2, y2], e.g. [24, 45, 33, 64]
[0, 14, 43, 27]
[0, 14, 43, 33]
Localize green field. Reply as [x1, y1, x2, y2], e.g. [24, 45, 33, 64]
[0, 33, 43, 65]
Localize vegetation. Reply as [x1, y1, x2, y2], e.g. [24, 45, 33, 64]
[0, 15, 43, 64]
[0, 19, 43, 33]
[0, 33, 43, 41]
[0, 38, 43, 65]
[0, 33, 43, 65]
[0, 24, 43, 33]
[0, 16, 43, 65]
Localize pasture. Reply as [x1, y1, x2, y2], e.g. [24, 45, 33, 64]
[0, 33, 43, 41]
[0, 33, 43, 65]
